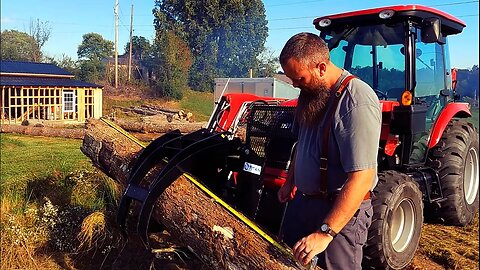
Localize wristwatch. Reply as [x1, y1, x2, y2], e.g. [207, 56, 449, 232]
[319, 223, 338, 238]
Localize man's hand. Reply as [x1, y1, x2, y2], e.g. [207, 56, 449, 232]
[292, 232, 333, 266]
[278, 181, 296, 203]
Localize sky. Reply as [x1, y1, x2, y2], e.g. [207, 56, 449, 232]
[1, 0, 478, 69]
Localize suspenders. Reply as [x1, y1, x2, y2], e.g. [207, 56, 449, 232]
[318, 75, 356, 197]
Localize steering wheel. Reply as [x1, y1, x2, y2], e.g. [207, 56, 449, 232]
[374, 89, 388, 100]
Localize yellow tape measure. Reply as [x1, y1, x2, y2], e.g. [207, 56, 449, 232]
[183, 173, 292, 256]
[101, 117, 294, 259]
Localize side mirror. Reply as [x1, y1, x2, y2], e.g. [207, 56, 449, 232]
[421, 18, 446, 44]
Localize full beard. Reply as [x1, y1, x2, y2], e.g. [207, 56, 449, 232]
[295, 77, 330, 127]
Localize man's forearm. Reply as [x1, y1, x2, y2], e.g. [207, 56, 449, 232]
[322, 168, 375, 234]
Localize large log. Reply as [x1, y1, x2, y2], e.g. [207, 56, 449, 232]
[113, 118, 206, 134]
[1, 124, 85, 139]
[81, 118, 307, 270]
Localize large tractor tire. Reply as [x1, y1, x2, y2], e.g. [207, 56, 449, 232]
[363, 171, 423, 269]
[428, 119, 479, 226]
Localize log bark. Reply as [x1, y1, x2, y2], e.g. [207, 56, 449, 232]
[1, 124, 85, 139]
[81, 118, 307, 270]
[114, 118, 206, 134]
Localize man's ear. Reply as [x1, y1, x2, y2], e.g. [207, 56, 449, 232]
[317, 62, 327, 77]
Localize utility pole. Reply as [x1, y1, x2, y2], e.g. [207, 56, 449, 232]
[128, 4, 134, 82]
[114, 0, 119, 89]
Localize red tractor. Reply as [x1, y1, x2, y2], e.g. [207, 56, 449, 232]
[117, 5, 479, 269]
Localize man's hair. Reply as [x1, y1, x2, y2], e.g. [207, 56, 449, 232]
[279, 32, 330, 68]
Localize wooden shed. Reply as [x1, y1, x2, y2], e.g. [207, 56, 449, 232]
[1, 60, 103, 124]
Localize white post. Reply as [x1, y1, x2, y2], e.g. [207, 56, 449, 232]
[114, 0, 119, 89]
[128, 4, 134, 82]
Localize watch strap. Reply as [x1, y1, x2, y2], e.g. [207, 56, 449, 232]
[320, 223, 338, 238]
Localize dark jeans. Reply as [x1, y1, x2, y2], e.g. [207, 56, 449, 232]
[281, 193, 373, 270]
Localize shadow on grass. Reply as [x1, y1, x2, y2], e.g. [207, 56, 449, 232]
[26, 172, 75, 207]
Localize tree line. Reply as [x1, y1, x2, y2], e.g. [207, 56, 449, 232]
[1, 4, 477, 101]
[0, 0, 277, 100]
[456, 66, 479, 99]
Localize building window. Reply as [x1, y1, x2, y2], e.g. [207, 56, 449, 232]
[63, 90, 75, 112]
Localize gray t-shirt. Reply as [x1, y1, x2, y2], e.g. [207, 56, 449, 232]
[294, 70, 381, 194]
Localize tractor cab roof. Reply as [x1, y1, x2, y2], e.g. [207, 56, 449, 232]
[313, 5, 465, 36]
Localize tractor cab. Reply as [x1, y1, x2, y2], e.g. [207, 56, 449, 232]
[314, 5, 468, 166]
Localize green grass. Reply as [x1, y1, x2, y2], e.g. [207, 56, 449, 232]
[179, 89, 214, 121]
[0, 134, 123, 270]
[0, 134, 90, 183]
[0, 133, 93, 212]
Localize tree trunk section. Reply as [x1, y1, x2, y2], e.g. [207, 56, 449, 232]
[1, 124, 85, 139]
[81, 119, 306, 270]
[113, 118, 205, 134]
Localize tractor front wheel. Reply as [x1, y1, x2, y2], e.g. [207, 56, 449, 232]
[428, 119, 479, 226]
[363, 171, 423, 269]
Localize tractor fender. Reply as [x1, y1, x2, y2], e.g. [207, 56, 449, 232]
[428, 102, 471, 149]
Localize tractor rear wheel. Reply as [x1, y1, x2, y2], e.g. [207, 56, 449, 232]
[428, 119, 479, 226]
[363, 171, 423, 269]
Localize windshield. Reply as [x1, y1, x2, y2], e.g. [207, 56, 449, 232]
[321, 23, 406, 100]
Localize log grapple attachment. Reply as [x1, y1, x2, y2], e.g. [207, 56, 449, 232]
[116, 103, 297, 250]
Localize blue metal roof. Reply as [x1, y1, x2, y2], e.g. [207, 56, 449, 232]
[0, 60, 73, 76]
[0, 76, 102, 88]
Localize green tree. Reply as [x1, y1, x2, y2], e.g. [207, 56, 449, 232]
[124, 36, 152, 81]
[77, 33, 114, 61]
[77, 33, 114, 82]
[44, 54, 78, 75]
[124, 36, 151, 60]
[456, 65, 479, 98]
[153, 0, 268, 91]
[254, 47, 279, 78]
[150, 30, 192, 99]
[0, 30, 40, 61]
[78, 60, 104, 82]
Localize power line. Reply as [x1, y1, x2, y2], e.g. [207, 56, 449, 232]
[269, 26, 312, 31]
[431, 0, 478, 7]
[265, 0, 478, 8]
[118, 6, 133, 32]
[266, 0, 324, 7]
[457, 14, 479, 17]
[269, 15, 314, 21]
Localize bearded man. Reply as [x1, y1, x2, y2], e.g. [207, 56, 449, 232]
[277, 32, 382, 270]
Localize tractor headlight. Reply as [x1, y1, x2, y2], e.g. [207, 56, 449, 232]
[379, 9, 395, 19]
[318, 18, 332, 27]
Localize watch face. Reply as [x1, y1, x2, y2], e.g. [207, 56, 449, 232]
[320, 223, 329, 232]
